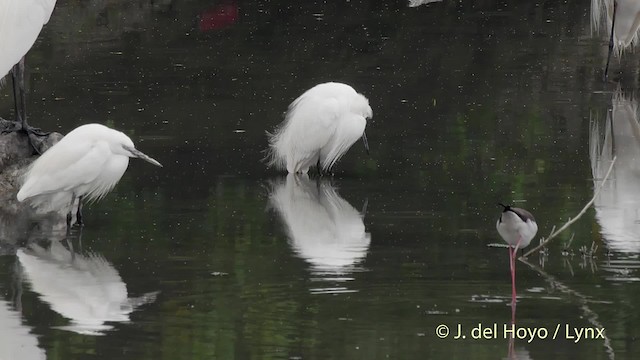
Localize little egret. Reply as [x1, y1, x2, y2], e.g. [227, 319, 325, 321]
[591, 0, 640, 79]
[496, 203, 538, 304]
[266, 82, 372, 174]
[16, 123, 162, 227]
[0, 0, 58, 151]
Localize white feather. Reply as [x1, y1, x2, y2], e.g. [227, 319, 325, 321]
[267, 82, 372, 173]
[0, 0, 57, 78]
[16, 123, 161, 214]
[591, 0, 640, 55]
[496, 210, 538, 249]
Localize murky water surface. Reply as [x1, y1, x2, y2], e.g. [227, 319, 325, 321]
[1, 0, 640, 359]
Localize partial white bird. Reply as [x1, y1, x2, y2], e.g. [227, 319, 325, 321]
[590, 90, 640, 253]
[496, 203, 538, 303]
[16, 123, 162, 227]
[17, 241, 158, 335]
[0, 0, 58, 149]
[266, 82, 372, 174]
[269, 174, 371, 274]
[591, 0, 640, 79]
[0, 299, 45, 360]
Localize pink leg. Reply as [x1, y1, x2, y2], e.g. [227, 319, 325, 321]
[510, 238, 523, 305]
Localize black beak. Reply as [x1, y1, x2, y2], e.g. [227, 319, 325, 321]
[497, 203, 510, 211]
[362, 131, 370, 155]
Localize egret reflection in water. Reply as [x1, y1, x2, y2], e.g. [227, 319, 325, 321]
[17, 239, 158, 335]
[0, 297, 45, 360]
[590, 89, 640, 253]
[269, 174, 371, 277]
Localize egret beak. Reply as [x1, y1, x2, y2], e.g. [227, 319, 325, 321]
[362, 131, 370, 155]
[126, 146, 163, 167]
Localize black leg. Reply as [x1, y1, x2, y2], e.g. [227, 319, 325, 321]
[3, 57, 49, 154]
[66, 211, 73, 232]
[76, 196, 84, 226]
[604, 0, 618, 81]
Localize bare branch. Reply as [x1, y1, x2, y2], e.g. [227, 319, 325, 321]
[522, 156, 617, 258]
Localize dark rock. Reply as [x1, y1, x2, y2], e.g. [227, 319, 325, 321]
[0, 118, 68, 250]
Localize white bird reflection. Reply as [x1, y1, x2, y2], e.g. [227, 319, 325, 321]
[17, 240, 158, 335]
[408, 0, 443, 7]
[269, 174, 371, 285]
[0, 298, 45, 360]
[590, 90, 640, 253]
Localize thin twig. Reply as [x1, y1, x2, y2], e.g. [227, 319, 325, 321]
[522, 156, 617, 258]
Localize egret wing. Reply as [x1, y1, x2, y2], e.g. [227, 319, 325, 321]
[283, 95, 342, 171]
[0, 0, 56, 77]
[18, 141, 110, 200]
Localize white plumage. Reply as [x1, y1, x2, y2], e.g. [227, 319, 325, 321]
[267, 82, 372, 174]
[0, 0, 57, 78]
[17, 123, 162, 216]
[592, 0, 640, 53]
[269, 174, 371, 272]
[591, 0, 640, 77]
[17, 241, 158, 335]
[496, 205, 538, 250]
[496, 203, 538, 303]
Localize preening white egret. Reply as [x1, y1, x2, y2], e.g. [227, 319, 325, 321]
[16, 123, 162, 227]
[591, 0, 640, 79]
[17, 240, 158, 335]
[266, 82, 372, 174]
[0, 0, 58, 150]
[496, 203, 538, 303]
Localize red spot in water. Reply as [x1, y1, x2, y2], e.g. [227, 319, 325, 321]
[199, 4, 239, 31]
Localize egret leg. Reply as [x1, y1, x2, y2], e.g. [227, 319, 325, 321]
[76, 196, 84, 227]
[603, 0, 618, 81]
[66, 194, 77, 231]
[2, 58, 50, 154]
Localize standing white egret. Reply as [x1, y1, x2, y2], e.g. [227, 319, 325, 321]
[496, 203, 538, 303]
[266, 82, 372, 174]
[16, 123, 162, 227]
[591, 0, 640, 79]
[0, 0, 58, 150]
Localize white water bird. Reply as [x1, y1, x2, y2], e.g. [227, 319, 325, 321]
[269, 174, 371, 273]
[16, 123, 162, 226]
[590, 90, 640, 253]
[0, 0, 58, 148]
[17, 241, 158, 335]
[591, 0, 640, 79]
[496, 203, 538, 303]
[266, 82, 372, 174]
